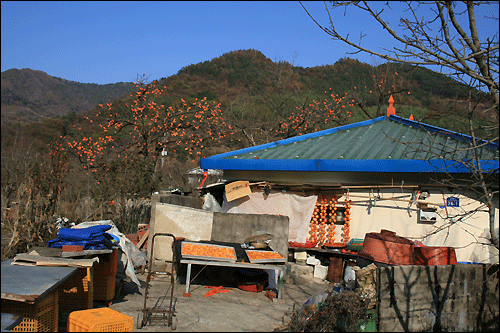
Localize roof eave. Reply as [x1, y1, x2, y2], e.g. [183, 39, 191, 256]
[200, 158, 499, 173]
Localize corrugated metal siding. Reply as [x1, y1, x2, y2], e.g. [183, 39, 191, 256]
[223, 117, 498, 161]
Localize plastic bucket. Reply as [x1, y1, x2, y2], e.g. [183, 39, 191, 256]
[414, 247, 457, 265]
[359, 229, 415, 265]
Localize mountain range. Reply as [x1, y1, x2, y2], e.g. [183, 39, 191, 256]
[1, 68, 136, 125]
[1, 49, 493, 134]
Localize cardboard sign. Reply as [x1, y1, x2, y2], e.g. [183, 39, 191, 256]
[225, 181, 251, 202]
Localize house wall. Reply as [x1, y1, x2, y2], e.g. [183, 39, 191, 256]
[377, 264, 499, 332]
[218, 187, 498, 264]
[341, 188, 499, 264]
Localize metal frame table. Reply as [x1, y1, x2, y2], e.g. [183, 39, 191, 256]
[180, 258, 286, 298]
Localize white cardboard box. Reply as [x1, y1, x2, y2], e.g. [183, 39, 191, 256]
[306, 255, 321, 265]
[294, 250, 308, 260]
[314, 264, 329, 279]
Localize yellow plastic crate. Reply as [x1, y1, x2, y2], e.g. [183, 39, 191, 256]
[67, 307, 133, 332]
[59, 266, 94, 312]
[1, 290, 58, 332]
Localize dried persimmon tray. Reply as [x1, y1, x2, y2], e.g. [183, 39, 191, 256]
[181, 241, 237, 262]
[245, 250, 286, 264]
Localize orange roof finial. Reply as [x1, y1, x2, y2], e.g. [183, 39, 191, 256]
[387, 95, 396, 116]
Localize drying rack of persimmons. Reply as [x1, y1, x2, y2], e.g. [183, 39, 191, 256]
[288, 195, 358, 273]
[295, 194, 352, 249]
[179, 240, 287, 298]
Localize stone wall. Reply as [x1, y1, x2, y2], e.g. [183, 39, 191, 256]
[377, 264, 499, 332]
[211, 212, 289, 258]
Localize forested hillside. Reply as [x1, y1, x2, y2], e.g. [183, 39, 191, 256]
[2, 49, 492, 131]
[1, 68, 136, 124]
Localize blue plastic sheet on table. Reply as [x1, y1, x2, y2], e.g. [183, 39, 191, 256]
[46, 225, 114, 250]
[58, 224, 111, 241]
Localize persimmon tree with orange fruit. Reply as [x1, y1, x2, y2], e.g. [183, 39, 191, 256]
[276, 88, 356, 139]
[64, 77, 234, 218]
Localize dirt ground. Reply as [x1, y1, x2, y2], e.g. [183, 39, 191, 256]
[104, 266, 331, 332]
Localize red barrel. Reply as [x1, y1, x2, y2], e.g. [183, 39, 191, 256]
[414, 247, 457, 265]
[359, 229, 415, 265]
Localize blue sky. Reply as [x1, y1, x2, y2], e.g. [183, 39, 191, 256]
[1, 1, 498, 85]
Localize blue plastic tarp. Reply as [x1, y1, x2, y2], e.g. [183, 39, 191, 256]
[46, 224, 114, 250]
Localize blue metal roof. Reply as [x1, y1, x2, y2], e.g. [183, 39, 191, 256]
[200, 115, 499, 174]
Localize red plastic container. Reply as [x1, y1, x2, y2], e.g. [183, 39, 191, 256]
[415, 246, 457, 265]
[288, 241, 318, 248]
[359, 229, 415, 265]
[237, 282, 265, 292]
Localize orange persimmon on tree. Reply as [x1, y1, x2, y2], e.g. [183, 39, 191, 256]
[275, 88, 355, 139]
[65, 77, 234, 204]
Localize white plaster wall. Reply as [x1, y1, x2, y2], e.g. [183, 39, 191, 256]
[336, 188, 498, 264]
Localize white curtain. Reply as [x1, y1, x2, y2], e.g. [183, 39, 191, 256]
[221, 190, 317, 243]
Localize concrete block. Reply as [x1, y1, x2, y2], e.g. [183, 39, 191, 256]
[380, 309, 436, 332]
[378, 297, 392, 311]
[440, 310, 472, 331]
[456, 263, 482, 282]
[408, 309, 435, 332]
[313, 264, 328, 279]
[212, 212, 289, 259]
[378, 264, 499, 332]
[378, 316, 409, 332]
[294, 250, 307, 261]
[306, 255, 320, 265]
[392, 265, 427, 285]
[443, 296, 467, 314]
[150, 203, 213, 261]
[287, 262, 314, 284]
[432, 265, 457, 284]
[378, 266, 394, 285]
